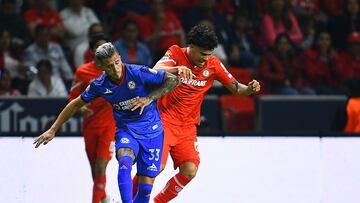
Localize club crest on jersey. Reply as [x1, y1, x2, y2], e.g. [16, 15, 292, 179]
[127, 81, 136, 90]
[202, 69, 210, 77]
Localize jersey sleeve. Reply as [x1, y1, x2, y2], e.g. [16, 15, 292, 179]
[214, 58, 236, 85]
[80, 81, 100, 103]
[69, 70, 85, 101]
[138, 66, 166, 86]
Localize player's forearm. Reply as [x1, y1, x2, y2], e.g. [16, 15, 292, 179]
[153, 64, 179, 75]
[49, 97, 85, 133]
[227, 81, 252, 96]
[147, 72, 180, 101]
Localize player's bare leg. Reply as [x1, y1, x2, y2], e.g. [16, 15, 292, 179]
[93, 158, 110, 203]
[117, 148, 135, 203]
[154, 161, 197, 203]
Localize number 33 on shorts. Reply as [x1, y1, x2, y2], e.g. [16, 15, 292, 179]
[149, 148, 161, 161]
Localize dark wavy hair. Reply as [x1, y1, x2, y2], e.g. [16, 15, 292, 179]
[89, 33, 108, 50]
[187, 24, 218, 50]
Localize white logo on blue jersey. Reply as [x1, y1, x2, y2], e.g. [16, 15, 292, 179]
[104, 88, 112, 94]
[152, 124, 159, 130]
[113, 96, 140, 111]
[127, 81, 136, 90]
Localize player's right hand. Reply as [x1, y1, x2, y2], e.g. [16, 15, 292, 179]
[177, 66, 195, 79]
[33, 129, 55, 148]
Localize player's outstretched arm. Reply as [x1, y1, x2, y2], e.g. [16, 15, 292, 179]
[33, 96, 86, 148]
[154, 64, 195, 79]
[130, 72, 180, 114]
[225, 79, 261, 96]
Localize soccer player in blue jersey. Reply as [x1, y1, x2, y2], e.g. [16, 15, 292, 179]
[33, 42, 180, 203]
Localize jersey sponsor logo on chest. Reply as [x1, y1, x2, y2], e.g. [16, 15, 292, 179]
[180, 78, 207, 87]
[113, 96, 140, 111]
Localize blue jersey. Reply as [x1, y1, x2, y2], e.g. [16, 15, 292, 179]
[81, 64, 166, 139]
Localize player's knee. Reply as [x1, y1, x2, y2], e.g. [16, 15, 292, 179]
[116, 148, 135, 160]
[179, 163, 198, 180]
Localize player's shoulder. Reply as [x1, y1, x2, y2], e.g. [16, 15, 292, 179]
[168, 45, 185, 54]
[125, 63, 149, 73]
[126, 63, 158, 76]
[91, 72, 107, 86]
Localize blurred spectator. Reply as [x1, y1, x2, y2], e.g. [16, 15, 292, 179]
[228, 9, 257, 68]
[166, 0, 197, 17]
[199, 19, 228, 65]
[181, 0, 233, 57]
[113, 20, 153, 66]
[256, 0, 271, 16]
[230, 0, 260, 26]
[302, 30, 345, 94]
[83, 0, 108, 20]
[299, 15, 317, 49]
[320, 0, 345, 17]
[290, 0, 320, 17]
[110, 0, 148, 17]
[260, 0, 303, 49]
[142, 0, 186, 60]
[73, 23, 104, 67]
[27, 59, 68, 97]
[60, 0, 99, 51]
[0, 30, 21, 79]
[0, 0, 30, 45]
[23, 0, 64, 40]
[340, 32, 360, 80]
[329, 0, 360, 51]
[24, 25, 73, 81]
[0, 68, 21, 96]
[257, 33, 315, 94]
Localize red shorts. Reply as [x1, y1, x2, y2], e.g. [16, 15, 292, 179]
[83, 125, 116, 165]
[161, 121, 200, 169]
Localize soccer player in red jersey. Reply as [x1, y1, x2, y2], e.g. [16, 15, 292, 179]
[69, 34, 115, 203]
[132, 24, 261, 202]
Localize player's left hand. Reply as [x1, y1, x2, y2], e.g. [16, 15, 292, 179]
[130, 97, 153, 115]
[247, 80, 261, 94]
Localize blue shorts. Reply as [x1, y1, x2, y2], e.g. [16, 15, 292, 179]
[115, 129, 164, 178]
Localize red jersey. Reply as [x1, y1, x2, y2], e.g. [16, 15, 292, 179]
[156, 45, 235, 125]
[24, 8, 63, 28]
[69, 62, 115, 128]
[141, 11, 184, 52]
[339, 52, 360, 79]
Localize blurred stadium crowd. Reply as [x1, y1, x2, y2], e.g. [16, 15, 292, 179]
[0, 0, 359, 97]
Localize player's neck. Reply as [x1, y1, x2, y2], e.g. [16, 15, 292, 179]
[186, 47, 197, 67]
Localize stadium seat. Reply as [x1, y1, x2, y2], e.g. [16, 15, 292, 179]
[219, 95, 255, 132]
[227, 67, 266, 95]
[227, 67, 253, 84]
